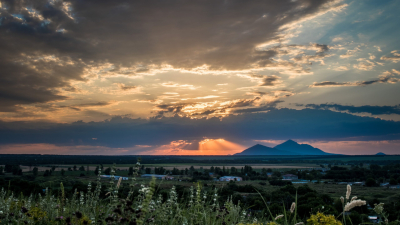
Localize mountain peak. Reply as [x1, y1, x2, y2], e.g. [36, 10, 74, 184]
[375, 152, 386, 155]
[235, 144, 293, 155]
[274, 140, 332, 155]
[283, 139, 297, 144]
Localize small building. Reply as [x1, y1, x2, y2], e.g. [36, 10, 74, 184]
[219, 176, 242, 181]
[100, 175, 128, 180]
[266, 173, 273, 177]
[282, 174, 298, 180]
[368, 216, 379, 223]
[141, 174, 174, 180]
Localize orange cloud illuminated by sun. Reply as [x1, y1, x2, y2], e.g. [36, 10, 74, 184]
[151, 138, 245, 155]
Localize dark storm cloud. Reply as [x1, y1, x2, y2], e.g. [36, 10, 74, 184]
[304, 104, 400, 115]
[0, 108, 399, 149]
[0, 0, 342, 111]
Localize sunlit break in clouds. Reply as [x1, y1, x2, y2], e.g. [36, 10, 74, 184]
[0, 0, 400, 155]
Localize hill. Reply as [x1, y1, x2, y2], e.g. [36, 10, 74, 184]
[375, 152, 386, 155]
[274, 140, 331, 155]
[236, 140, 333, 155]
[235, 144, 294, 155]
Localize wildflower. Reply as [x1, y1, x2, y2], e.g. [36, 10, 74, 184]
[344, 199, 366, 212]
[307, 212, 342, 225]
[346, 184, 351, 199]
[351, 196, 357, 201]
[275, 215, 284, 220]
[340, 196, 344, 204]
[116, 177, 122, 189]
[290, 202, 296, 213]
[374, 203, 385, 214]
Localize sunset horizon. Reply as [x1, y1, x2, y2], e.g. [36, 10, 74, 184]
[0, 0, 400, 156]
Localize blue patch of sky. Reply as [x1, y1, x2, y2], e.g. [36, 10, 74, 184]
[12, 14, 25, 20]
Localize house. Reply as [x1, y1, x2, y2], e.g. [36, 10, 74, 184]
[368, 216, 379, 223]
[141, 174, 174, 180]
[100, 175, 129, 180]
[219, 176, 242, 181]
[266, 173, 273, 177]
[282, 174, 298, 180]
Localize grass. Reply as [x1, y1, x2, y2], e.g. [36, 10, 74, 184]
[1, 165, 399, 225]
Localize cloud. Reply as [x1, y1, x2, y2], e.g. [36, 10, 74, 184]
[117, 83, 137, 91]
[304, 103, 400, 115]
[1, 108, 399, 150]
[380, 50, 400, 62]
[259, 75, 282, 87]
[0, 0, 345, 111]
[353, 58, 375, 71]
[310, 69, 400, 87]
[161, 82, 199, 90]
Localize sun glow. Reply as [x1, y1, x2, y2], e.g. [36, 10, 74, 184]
[150, 138, 245, 155]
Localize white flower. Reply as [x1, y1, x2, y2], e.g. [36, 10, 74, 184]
[346, 184, 351, 199]
[344, 199, 366, 212]
[275, 215, 284, 220]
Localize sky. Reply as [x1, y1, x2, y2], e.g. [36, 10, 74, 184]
[0, 0, 400, 155]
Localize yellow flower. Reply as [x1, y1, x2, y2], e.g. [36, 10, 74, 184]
[307, 212, 342, 225]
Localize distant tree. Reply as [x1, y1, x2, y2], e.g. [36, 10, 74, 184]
[0, 166, 3, 175]
[370, 164, 381, 171]
[320, 164, 325, 168]
[272, 171, 282, 178]
[68, 167, 72, 171]
[232, 167, 238, 175]
[145, 168, 151, 174]
[43, 170, 51, 177]
[12, 165, 22, 175]
[94, 166, 100, 175]
[172, 167, 180, 175]
[128, 167, 134, 175]
[79, 166, 85, 171]
[73, 165, 77, 171]
[366, 178, 377, 187]
[4, 165, 13, 173]
[51, 166, 56, 172]
[32, 167, 38, 176]
[210, 166, 215, 173]
[104, 167, 111, 175]
[61, 169, 65, 176]
[80, 173, 85, 177]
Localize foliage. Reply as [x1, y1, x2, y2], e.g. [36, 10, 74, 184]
[307, 212, 342, 225]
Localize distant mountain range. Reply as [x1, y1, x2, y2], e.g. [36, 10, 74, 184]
[375, 152, 386, 156]
[235, 140, 333, 156]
